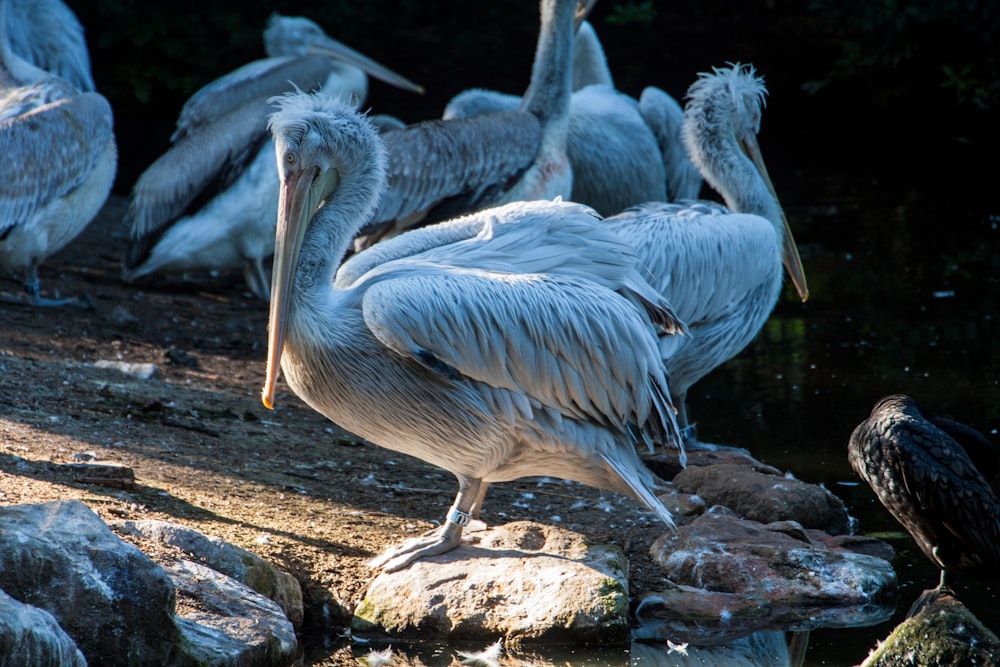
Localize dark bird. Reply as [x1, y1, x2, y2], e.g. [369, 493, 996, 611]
[848, 394, 1000, 611]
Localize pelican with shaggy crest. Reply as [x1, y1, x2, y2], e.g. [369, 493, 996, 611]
[0, 0, 116, 307]
[122, 13, 422, 299]
[261, 92, 686, 571]
[603, 64, 808, 446]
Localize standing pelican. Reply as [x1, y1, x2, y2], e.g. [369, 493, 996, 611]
[604, 64, 809, 445]
[351, 0, 593, 249]
[441, 20, 701, 217]
[5, 0, 94, 92]
[122, 14, 422, 299]
[848, 395, 1000, 613]
[0, 0, 116, 307]
[261, 93, 686, 571]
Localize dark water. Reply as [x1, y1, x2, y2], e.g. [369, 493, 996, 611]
[686, 168, 1000, 664]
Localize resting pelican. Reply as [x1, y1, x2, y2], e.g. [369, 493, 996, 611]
[261, 93, 685, 571]
[604, 64, 809, 445]
[122, 14, 422, 300]
[351, 0, 593, 249]
[0, 0, 116, 307]
[849, 395, 1000, 614]
[5, 0, 94, 92]
[441, 20, 701, 217]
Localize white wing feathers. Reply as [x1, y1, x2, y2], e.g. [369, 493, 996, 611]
[374, 111, 542, 226]
[172, 54, 332, 142]
[608, 201, 778, 325]
[343, 199, 683, 336]
[124, 100, 271, 242]
[362, 270, 673, 441]
[352, 200, 683, 451]
[0, 92, 113, 234]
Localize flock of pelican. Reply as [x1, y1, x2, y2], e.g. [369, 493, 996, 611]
[2, 0, 813, 569]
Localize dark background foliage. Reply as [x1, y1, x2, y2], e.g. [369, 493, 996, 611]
[69, 0, 997, 196]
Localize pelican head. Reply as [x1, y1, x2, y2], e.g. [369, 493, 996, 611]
[261, 94, 387, 408]
[683, 63, 808, 302]
[264, 13, 423, 95]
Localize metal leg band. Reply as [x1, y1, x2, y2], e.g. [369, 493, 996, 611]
[447, 506, 473, 527]
[679, 423, 698, 442]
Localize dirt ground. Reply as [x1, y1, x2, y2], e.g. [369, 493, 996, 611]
[0, 196, 679, 665]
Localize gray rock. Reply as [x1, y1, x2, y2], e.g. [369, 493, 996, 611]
[353, 521, 630, 645]
[0, 589, 87, 667]
[671, 463, 851, 533]
[113, 519, 303, 628]
[166, 560, 298, 667]
[0, 500, 179, 666]
[636, 512, 896, 644]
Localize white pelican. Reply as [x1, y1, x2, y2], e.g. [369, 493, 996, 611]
[441, 20, 701, 217]
[121, 13, 423, 300]
[261, 93, 686, 571]
[604, 64, 809, 445]
[0, 0, 116, 307]
[351, 0, 594, 249]
[6, 0, 94, 92]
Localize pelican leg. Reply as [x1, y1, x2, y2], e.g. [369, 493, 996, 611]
[369, 477, 484, 572]
[674, 389, 756, 458]
[243, 257, 271, 301]
[466, 481, 490, 532]
[0, 265, 93, 309]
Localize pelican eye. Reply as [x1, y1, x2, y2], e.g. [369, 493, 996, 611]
[285, 151, 298, 166]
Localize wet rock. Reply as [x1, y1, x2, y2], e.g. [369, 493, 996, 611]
[859, 589, 1000, 666]
[0, 589, 86, 667]
[114, 518, 304, 628]
[353, 521, 630, 645]
[167, 559, 298, 667]
[672, 463, 851, 533]
[635, 512, 896, 644]
[0, 500, 179, 666]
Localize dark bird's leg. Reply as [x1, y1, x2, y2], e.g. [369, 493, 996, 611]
[369, 476, 484, 572]
[907, 556, 955, 618]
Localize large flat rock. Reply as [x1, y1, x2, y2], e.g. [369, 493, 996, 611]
[353, 521, 630, 645]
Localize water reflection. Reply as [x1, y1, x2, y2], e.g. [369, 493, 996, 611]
[351, 635, 793, 667]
